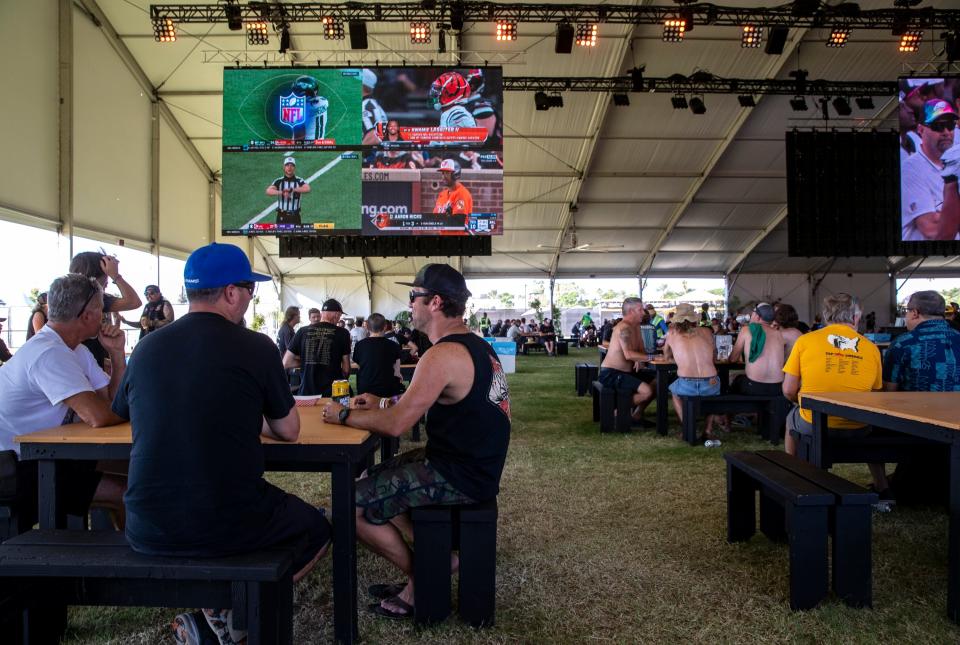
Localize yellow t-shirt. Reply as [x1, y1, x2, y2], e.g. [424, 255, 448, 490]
[783, 324, 882, 428]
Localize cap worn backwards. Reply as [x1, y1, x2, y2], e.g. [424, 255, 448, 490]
[183, 243, 272, 290]
[396, 263, 472, 300]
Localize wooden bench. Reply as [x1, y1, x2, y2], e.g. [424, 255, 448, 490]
[724, 451, 876, 610]
[789, 427, 943, 468]
[556, 340, 569, 355]
[680, 394, 790, 445]
[410, 499, 498, 628]
[521, 341, 546, 355]
[575, 363, 598, 396]
[0, 529, 297, 644]
[591, 381, 633, 433]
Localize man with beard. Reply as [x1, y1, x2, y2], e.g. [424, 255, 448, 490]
[901, 99, 960, 240]
[321, 264, 511, 620]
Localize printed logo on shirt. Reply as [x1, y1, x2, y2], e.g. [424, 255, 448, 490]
[488, 355, 511, 419]
[827, 334, 860, 352]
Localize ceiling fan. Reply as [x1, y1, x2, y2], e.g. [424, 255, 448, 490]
[537, 208, 624, 254]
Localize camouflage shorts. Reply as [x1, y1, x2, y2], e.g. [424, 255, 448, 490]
[356, 447, 475, 525]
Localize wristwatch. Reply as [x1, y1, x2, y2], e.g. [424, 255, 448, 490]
[337, 407, 351, 424]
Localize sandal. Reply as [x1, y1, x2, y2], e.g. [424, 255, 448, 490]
[367, 582, 406, 600]
[368, 595, 414, 620]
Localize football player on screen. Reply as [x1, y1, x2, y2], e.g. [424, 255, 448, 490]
[361, 69, 388, 145]
[429, 71, 477, 129]
[292, 75, 329, 140]
[434, 159, 473, 222]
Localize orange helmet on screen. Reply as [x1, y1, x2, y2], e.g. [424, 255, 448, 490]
[429, 72, 471, 110]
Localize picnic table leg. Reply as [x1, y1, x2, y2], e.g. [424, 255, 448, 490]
[655, 366, 669, 436]
[811, 411, 828, 469]
[331, 461, 359, 644]
[37, 460, 65, 530]
[948, 441, 960, 622]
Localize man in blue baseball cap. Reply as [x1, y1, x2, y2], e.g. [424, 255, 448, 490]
[112, 243, 331, 643]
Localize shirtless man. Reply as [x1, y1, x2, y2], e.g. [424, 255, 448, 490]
[729, 303, 785, 396]
[662, 303, 721, 433]
[597, 298, 655, 421]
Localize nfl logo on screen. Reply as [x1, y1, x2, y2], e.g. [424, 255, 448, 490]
[279, 93, 305, 127]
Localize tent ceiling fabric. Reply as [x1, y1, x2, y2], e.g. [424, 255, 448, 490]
[89, 0, 957, 281]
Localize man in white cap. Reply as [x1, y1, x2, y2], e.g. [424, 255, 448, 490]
[265, 156, 310, 226]
[901, 98, 960, 240]
[361, 68, 388, 145]
[433, 159, 473, 222]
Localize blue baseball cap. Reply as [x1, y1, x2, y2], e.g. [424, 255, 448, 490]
[184, 243, 271, 289]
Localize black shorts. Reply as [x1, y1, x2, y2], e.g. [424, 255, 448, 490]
[14, 458, 102, 527]
[731, 374, 784, 397]
[598, 367, 649, 392]
[276, 210, 302, 225]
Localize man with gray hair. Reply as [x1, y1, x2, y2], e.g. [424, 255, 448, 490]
[782, 293, 883, 466]
[0, 273, 128, 533]
[598, 297, 656, 423]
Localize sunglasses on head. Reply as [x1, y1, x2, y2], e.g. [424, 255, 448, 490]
[232, 282, 256, 296]
[76, 280, 99, 319]
[409, 290, 434, 303]
[927, 119, 958, 133]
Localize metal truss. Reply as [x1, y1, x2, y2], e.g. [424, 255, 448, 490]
[151, 2, 960, 31]
[504, 75, 897, 96]
[202, 49, 527, 65]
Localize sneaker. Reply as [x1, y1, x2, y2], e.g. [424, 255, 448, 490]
[202, 608, 247, 645]
[731, 414, 751, 427]
[172, 611, 219, 645]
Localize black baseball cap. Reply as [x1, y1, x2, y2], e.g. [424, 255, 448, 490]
[397, 264, 472, 300]
[322, 298, 345, 313]
[754, 303, 776, 323]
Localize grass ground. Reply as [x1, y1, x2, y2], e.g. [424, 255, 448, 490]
[65, 347, 957, 643]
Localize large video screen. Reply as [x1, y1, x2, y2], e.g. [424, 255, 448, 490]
[899, 77, 960, 242]
[221, 66, 503, 236]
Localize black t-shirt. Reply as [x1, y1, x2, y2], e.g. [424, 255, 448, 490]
[289, 321, 351, 396]
[410, 328, 433, 356]
[82, 293, 118, 368]
[353, 336, 403, 397]
[276, 322, 295, 355]
[601, 324, 614, 344]
[540, 323, 555, 339]
[112, 312, 294, 556]
[394, 326, 412, 346]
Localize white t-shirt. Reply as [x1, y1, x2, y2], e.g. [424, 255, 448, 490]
[901, 147, 959, 241]
[0, 326, 109, 454]
[506, 325, 520, 341]
[440, 105, 477, 128]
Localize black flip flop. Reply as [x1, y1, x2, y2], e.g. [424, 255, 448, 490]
[367, 582, 406, 600]
[368, 595, 414, 620]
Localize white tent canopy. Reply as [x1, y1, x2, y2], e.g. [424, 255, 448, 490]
[1, 0, 957, 326]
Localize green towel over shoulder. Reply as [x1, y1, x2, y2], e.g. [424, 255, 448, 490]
[748, 322, 766, 363]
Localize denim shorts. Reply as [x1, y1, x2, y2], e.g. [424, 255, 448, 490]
[669, 376, 721, 397]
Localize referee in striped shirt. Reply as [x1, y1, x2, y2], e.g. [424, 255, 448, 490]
[266, 156, 311, 225]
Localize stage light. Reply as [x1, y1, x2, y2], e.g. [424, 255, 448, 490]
[741, 25, 762, 48]
[246, 21, 268, 45]
[630, 66, 644, 92]
[832, 96, 852, 115]
[738, 95, 756, 107]
[576, 23, 598, 47]
[496, 20, 517, 42]
[449, 1, 465, 31]
[899, 30, 922, 53]
[689, 97, 706, 114]
[855, 97, 874, 109]
[410, 22, 431, 44]
[534, 91, 563, 111]
[153, 17, 176, 43]
[555, 22, 574, 53]
[438, 28, 446, 53]
[765, 26, 789, 54]
[827, 27, 850, 47]
[663, 18, 686, 42]
[225, 3, 242, 31]
[322, 17, 344, 40]
[946, 32, 960, 62]
[671, 95, 688, 109]
[279, 26, 290, 53]
[612, 93, 630, 106]
[349, 20, 368, 49]
[790, 96, 809, 111]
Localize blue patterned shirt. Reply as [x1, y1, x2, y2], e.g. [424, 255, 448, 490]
[882, 319, 960, 392]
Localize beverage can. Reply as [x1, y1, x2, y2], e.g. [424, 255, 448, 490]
[332, 380, 350, 407]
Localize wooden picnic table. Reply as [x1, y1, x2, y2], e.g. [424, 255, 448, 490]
[801, 391, 960, 623]
[16, 406, 378, 645]
[648, 359, 745, 435]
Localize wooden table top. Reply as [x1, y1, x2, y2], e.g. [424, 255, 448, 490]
[14, 405, 371, 447]
[802, 391, 960, 431]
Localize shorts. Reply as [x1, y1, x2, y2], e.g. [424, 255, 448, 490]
[276, 210, 302, 225]
[355, 447, 475, 526]
[598, 367, 645, 392]
[786, 405, 872, 440]
[731, 374, 784, 397]
[669, 376, 721, 398]
[14, 458, 102, 527]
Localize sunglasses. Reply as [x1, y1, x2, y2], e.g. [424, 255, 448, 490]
[76, 280, 99, 319]
[232, 282, 256, 296]
[409, 290, 434, 303]
[927, 120, 958, 133]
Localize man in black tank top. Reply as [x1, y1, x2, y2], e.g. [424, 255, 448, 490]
[323, 264, 511, 620]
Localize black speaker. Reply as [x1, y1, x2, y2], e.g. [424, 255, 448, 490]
[765, 27, 788, 55]
[555, 23, 574, 54]
[349, 21, 368, 49]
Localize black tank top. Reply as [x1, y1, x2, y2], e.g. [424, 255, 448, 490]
[425, 333, 511, 501]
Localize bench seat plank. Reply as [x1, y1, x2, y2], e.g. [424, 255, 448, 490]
[723, 452, 833, 507]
